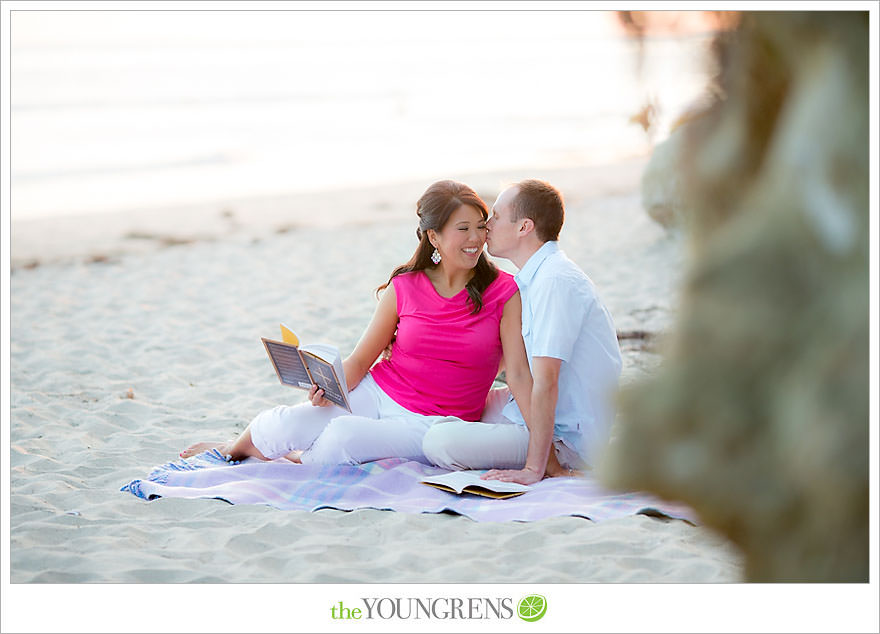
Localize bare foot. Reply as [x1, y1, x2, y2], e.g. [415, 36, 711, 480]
[545, 463, 583, 478]
[180, 441, 229, 459]
[544, 451, 584, 478]
[283, 450, 303, 464]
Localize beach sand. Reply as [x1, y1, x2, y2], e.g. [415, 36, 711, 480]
[8, 157, 744, 589]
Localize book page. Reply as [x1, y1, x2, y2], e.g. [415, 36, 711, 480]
[262, 338, 312, 389]
[421, 470, 531, 495]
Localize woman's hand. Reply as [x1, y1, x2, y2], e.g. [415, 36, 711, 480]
[308, 384, 332, 407]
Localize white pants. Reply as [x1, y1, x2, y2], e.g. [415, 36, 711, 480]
[421, 387, 587, 471]
[249, 374, 457, 465]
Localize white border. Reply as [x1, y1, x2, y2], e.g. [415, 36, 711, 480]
[2, 583, 880, 633]
[2, 2, 878, 633]
[0, 0, 11, 628]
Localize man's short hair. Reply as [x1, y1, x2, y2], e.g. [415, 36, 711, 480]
[510, 179, 564, 242]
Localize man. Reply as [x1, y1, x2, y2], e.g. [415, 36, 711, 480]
[421, 180, 622, 484]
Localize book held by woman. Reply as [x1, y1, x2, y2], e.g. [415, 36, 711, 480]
[262, 323, 351, 412]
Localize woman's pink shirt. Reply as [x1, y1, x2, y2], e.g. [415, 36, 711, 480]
[369, 270, 518, 421]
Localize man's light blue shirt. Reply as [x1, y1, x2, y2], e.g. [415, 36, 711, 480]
[501, 241, 623, 464]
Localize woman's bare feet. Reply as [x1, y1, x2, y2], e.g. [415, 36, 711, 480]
[180, 441, 230, 459]
[283, 450, 304, 464]
[180, 428, 267, 463]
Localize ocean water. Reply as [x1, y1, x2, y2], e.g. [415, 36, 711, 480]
[10, 10, 715, 220]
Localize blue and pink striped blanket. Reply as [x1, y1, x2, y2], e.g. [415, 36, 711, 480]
[121, 449, 696, 523]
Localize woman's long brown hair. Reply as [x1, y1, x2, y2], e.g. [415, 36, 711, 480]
[377, 180, 498, 314]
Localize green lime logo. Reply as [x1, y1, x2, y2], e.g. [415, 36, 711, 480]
[517, 594, 547, 622]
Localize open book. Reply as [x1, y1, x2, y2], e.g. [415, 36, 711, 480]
[261, 323, 351, 412]
[420, 470, 532, 499]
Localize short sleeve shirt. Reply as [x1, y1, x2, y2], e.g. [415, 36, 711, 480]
[501, 242, 622, 462]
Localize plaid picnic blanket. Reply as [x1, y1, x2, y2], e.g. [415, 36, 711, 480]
[121, 449, 696, 523]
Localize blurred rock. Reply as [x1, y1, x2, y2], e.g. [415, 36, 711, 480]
[640, 127, 687, 228]
[601, 12, 869, 582]
[640, 100, 714, 229]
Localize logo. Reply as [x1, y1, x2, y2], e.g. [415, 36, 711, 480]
[517, 594, 547, 622]
[328, 594, 548, 622]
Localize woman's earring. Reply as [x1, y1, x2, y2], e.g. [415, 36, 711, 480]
[431, 248, 442, 264]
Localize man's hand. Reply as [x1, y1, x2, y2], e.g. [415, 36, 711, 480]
[381, 334, 396, 361]
[481, 467, 543, 485]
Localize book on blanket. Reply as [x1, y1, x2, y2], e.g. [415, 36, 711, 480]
[261, 323, 351, 412]
[420, 470, 532, 499]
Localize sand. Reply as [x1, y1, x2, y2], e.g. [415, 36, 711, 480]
[6, 157, 747, 629]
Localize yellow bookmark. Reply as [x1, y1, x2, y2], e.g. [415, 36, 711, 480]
[280, 323, 300, 346]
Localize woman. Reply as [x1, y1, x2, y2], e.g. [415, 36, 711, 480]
[180, 180, 532, 465]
